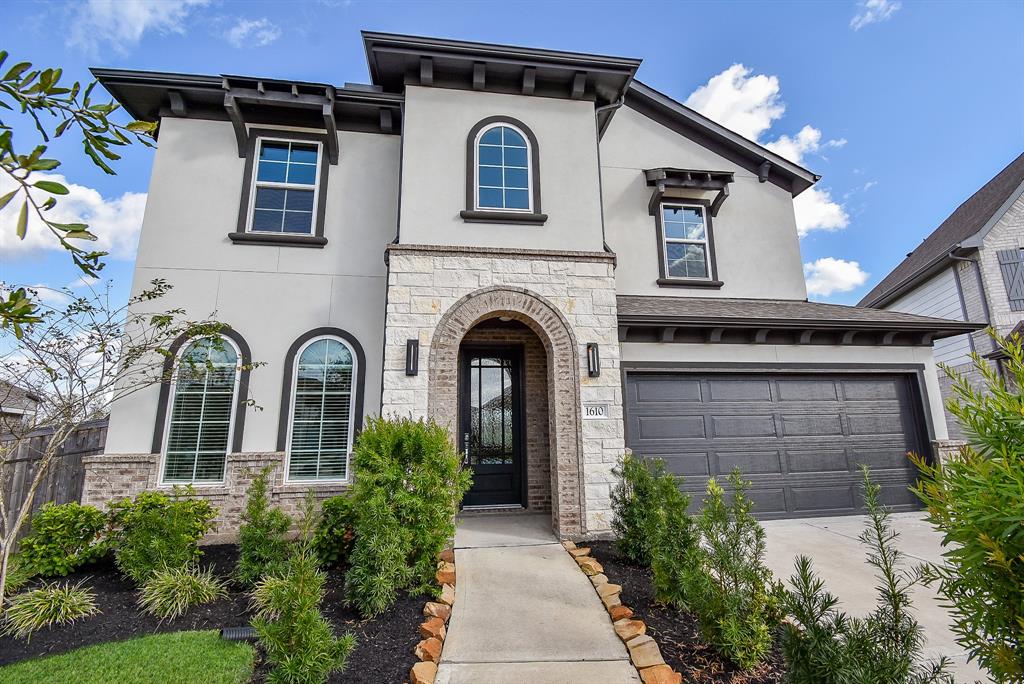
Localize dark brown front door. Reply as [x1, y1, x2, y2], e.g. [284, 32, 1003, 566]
[459, 347, 524, 507]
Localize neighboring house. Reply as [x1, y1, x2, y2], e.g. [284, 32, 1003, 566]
[860, 153, 1024, 439]
[0, 381, 40, 434]
[82, 32, 979, 539]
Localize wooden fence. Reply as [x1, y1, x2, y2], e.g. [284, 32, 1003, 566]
[1, 419, 108, 541]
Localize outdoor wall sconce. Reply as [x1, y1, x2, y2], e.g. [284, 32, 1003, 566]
[587, 343, 600, 377]
[405, 339, 419, 376]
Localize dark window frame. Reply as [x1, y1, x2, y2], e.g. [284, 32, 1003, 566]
[230, 128, 330, 248]
[460, 116, 547, 225]
[654, 198, 723, 289]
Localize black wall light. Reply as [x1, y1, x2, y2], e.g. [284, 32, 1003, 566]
[405, 339, 419, 376]
[586, 343, 600, 377]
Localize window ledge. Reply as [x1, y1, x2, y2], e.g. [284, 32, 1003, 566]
[657, 278, 724, 289]
[228, 232, 327, 248]
[460, 210, 548, 225]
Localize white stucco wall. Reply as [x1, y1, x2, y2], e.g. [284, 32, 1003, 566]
[398, 86, 605, 252]
[620, 342, 949, 441]
[103, 117, 400, 455]
[600, 106, 808, 300]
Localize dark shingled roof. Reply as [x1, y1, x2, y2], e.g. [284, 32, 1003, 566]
[859, 152, 1024, 307]
[617, 295, 982, 337]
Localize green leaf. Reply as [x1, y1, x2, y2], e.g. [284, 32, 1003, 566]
[0, 189, 17, 211]
[126, 121, 158, 134]
[2, 61, 32, 82]
[33, 180, 69, 195]
[15, 200, 28, 239]
[29, 158, 61, 171]
[65, 229, 98, 241]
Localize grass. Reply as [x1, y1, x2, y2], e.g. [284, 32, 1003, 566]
[0, 630, 255, 684]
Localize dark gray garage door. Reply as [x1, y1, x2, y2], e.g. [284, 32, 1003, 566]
[623, 371, 928, 518]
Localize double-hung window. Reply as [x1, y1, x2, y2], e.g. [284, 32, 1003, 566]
[661, 203, 712, 280]
[475, 124, 531, 212]
[248, 138, 321, 235]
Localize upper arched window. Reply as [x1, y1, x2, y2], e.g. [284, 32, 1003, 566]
[161, 336, 241, 484]
[475, 123, 532, 211]
[285, 336, 357, 482]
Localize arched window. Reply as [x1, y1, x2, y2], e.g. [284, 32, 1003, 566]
[475, 123, 533, 212]
[161, 336, 241, 484]
[285, 336, 357, 481]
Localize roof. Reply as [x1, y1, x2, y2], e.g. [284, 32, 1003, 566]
[617, 295, 982, 338]
[860, 152, 1024, 308]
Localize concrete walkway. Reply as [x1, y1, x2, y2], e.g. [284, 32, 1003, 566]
[762, 512, 989, 683]
[435, 514, 639, 684]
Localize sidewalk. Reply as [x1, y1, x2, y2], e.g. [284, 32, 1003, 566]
[435, 513, 639, 684]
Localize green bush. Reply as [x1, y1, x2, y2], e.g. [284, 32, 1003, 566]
[683, 470, 784, 669]
[251, 494, 355, 684]
[610, 453, 661, 565]
[649, 471, 700, 607]
[344, 417, 471, 617]
[236, 467, 291, 586]
[139, 565, 228, 620]
[911, 330, 1024, 682]
[2, 580, 99, 639]
[3, 555, 35, 595]
[312, 494, 355, 568]
[780, 466, 952, 684]
[18, 502, 107, 577]
[109, 488, 217, 584]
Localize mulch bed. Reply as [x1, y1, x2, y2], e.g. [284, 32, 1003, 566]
[588, 541, 785, 684]
[0, 545, 421, 683]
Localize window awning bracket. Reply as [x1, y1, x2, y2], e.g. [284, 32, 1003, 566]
[644, 168, 735, 217]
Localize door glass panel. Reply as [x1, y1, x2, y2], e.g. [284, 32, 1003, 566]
[468, 355, 514, 465]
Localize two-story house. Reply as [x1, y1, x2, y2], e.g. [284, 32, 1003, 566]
[81, 32, 979, 539]
[860, 152, 1024, 439]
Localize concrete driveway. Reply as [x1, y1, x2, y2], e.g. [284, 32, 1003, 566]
[762, 512, 989, 683]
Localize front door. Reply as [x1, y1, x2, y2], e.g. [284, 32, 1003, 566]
[459, 346, 523, 507]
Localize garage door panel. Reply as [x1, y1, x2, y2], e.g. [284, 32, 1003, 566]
[625, 371, 926, 519]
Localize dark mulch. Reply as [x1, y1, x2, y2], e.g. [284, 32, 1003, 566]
[0, 545, 421, 683]
[588, 541, 785, 684]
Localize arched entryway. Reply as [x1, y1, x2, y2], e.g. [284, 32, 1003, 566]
[428, 286, 585, 537]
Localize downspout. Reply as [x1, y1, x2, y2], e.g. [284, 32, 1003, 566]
[948, 247, 994, 353]
[594, 97, 624, 254]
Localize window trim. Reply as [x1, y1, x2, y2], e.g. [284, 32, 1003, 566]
[655, 199, 723, 289]
[461, 116, 547, 225]
[156, 333, 244, 487]
[277, 327, 366, 483]
[230, 128, 330, 248]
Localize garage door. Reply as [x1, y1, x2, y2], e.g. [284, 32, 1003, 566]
[623, 371, 927, 518]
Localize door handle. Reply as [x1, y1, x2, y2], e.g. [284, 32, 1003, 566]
[462, 432, 470, 466]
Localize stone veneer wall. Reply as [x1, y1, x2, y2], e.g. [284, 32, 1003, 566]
[461, 322, 551, 513]
[81, 452, 346, 543]
[380, 244, 625, 537]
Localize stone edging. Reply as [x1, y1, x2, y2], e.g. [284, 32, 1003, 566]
[409, 547, 457, 684]
[563, 541, 683, 684]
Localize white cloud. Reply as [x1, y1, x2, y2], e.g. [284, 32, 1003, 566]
[225, 17, 281, 49]
[69, 276, 100, 289]
[69, 0, 210, 55]
[0, 172, 147, 261]
[804, 257, 869, 297]
[794, 187, 850, 237]
[765, 125, 846, 166]
[851, 0, 902, 30]
[28, 285, 72, 307]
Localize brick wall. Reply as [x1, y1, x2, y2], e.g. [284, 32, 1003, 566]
[979, 193, 1024, 336]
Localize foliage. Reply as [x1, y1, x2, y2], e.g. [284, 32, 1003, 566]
[312, 493, 355, 569]
[344, 416, 472, 617]
[682, 470, 784, 669]
[109, 488, 217, 584]
[649, 470, 701, 607]
[0, 51, 157, 334]
[251, 493, 356, 684]
[139, 565, 228, 620]
[911, 330, 1024, 682]
[2, 555, 34, 595]
[236, 467, 291, 586]
[0, 630, 255, 684]
[2, 579, 99, 639]
[780, 466, 952, 684]
[17, 502, 107, 577]
[610, 452, 663, 565]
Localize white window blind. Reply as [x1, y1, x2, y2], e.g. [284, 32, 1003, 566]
[287, 338, 354, 481]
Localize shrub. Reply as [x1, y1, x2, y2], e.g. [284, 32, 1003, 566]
[312, 494, 355, 569]
[610, 452, 661, 565]
[780, 466, 952, 684]
[911, 330, 1024, 682]
[649, 471, 700, 607]
[3, 555, 36, 595]
[109, 488, 217, 584]
[251, 493, 356, 684]
[236, 466, 291, 586]
[18, 502, 107, 577]
[683, 469, 784, 669]
[344, 417, 471, 617]
[139, 565, 229, 620]
[2, 580, 99, 639]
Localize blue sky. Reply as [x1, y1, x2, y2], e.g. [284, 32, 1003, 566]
[1, 0, 1022, 308]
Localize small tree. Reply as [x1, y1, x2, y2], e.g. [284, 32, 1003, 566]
[911, 330, 1024, 682]
[236, 466, 291, 586]
[0, 280, 241, 605]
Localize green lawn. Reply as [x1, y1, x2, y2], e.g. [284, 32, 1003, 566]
[0, 630, 255, 684]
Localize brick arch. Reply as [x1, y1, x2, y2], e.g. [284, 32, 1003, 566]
[428, 286, 585, 537]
